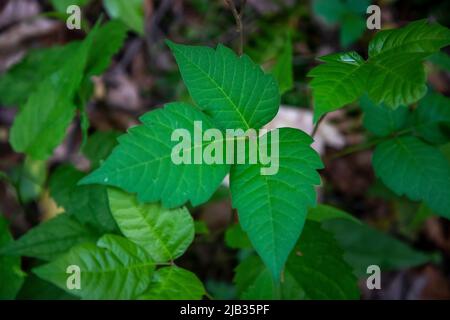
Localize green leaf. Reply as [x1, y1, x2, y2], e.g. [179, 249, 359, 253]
[428, 51, 450, 71]
[49, 165, 119, 234]
[9, 156, 47, 204]
[103, 0, 144, 35]
[234, 221, 359, 299]
[5, 21, 126, 158]
[82, 130, 121, 169]
[367, 20, 450, 107]
[322, 219, 432, 277]
[51, 0, 90, 13]
[139, 266, 205, 300]
[230, 128, 323, 280]
[166, 41, 280, 130]
[108, 188, 194, 262]
[359, 94, 409, 137]
[340, 13, 366, 48]
[308, 20, 450, 120]
[225, 223, 252, 249]
[16, 274, 77, 300]
[33, 234, 154, 299]
[373, 136, 450, 219]
[0, 43, 77, 107]
[194, 220, 209, 235]
[366, 53, 428, 108]
[0, 214, 97, 261]
[308, 52, 369, 122]
[0, 215, 25, 299]
[313, 0, 370, 47]
[307, 204, 361, 224]
[271, 32, 293, 94]
[412, 91, 450, 144]
[84, 20, 128, 77]
[80, 102, 230, 208]
[9, 43, 89, 159]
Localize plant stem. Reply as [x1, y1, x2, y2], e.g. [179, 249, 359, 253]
[311, 115, 325, 138]
[327, 137, 386, 160]
[225, 0, 246, 55]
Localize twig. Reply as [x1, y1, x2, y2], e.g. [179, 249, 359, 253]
[327, 137, 386, 161]
[311, 115, 324, 138]
[224, 0, 246, 55]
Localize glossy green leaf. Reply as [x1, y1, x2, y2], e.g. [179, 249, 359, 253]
[367, 20, 450, 107]
[323, 219, 432, 277]
[80, 102, 230, 208]
[33, 234, 154, 299]
[308, 52, 369, 122]
[234, 221, 359, 299]
[0, 214, 97, 261]
[49, 165, 119, 234]
[308, 20, 450, 120]
[0, 215, 25, 299]
[373, 136, 450, 219]
[167, 41, 280, 130]
[108, 188, 194, 262]
[139, 266, 205, 300]
[368, 20, 450, 59]
[230, 128, 323, 280]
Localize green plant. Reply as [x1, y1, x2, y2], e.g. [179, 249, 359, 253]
[0, 17, 449, 300]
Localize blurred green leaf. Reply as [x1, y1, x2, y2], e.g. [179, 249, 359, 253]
[9, 157, 46, 204]
[373, 136, 450, 219]
[50, 0, 90, 13]
[360, 94, 409, 137]
[0, 214, 97, 261]
[323, 219, 432, 277]
[412, 91, 450, 145]
[272, 32, 294, 94]
[49, 165, 119, 234]
[428, 51, 450, 71]
[16, 274, 77, 300]
[82, 130, 121, 169]
[103, 0, 144, 35]
[307, 204, 361, 224]
[0, 215, 25, 299]
[225, 223, 252, 249]
[313, 0, 370, 47]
